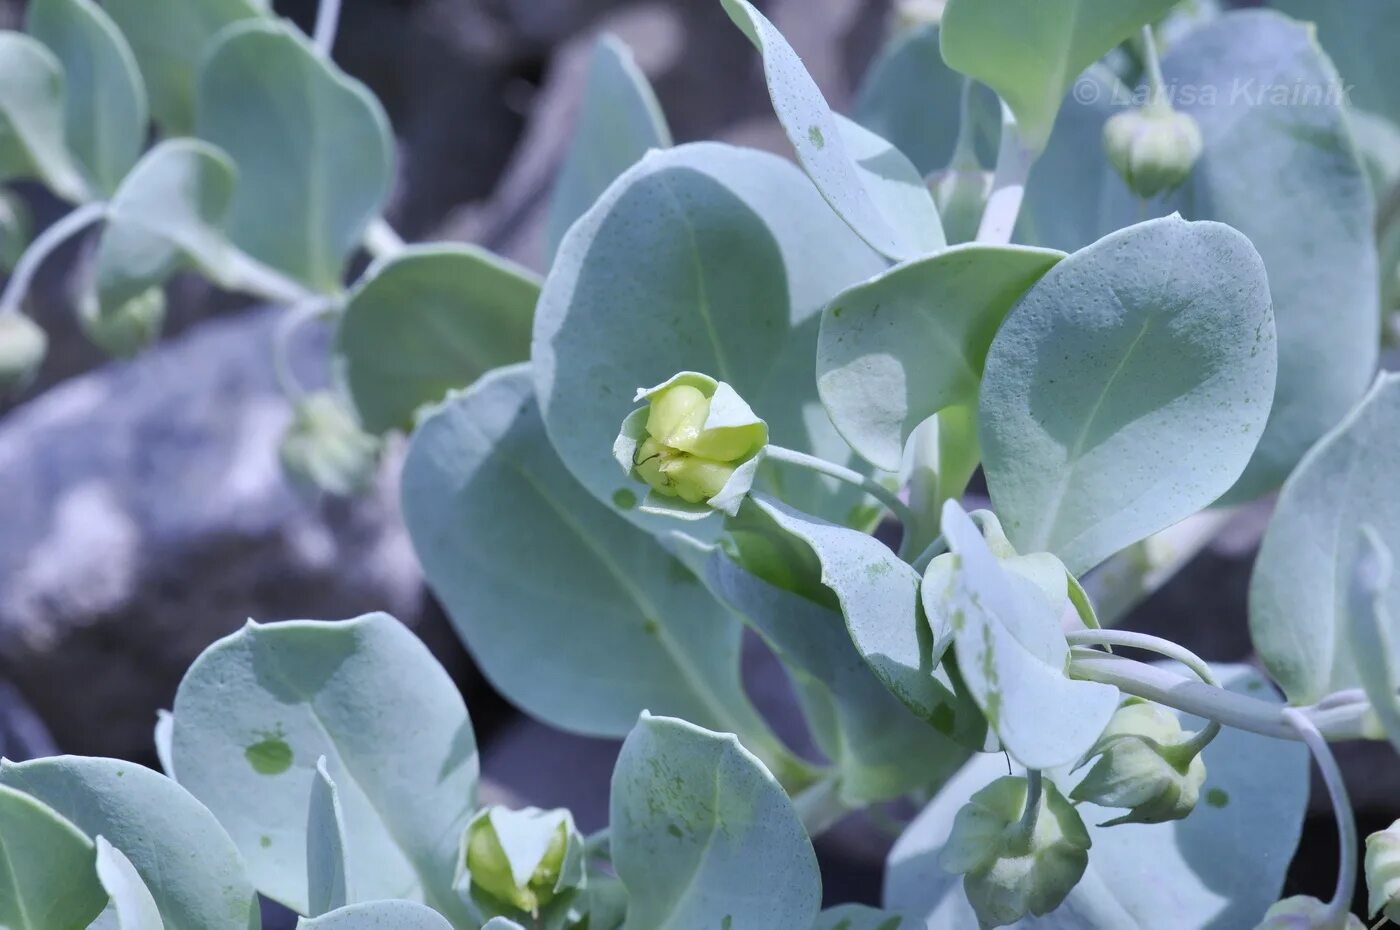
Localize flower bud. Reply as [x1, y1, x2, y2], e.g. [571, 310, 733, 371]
[928, 167, 993, 245]
[278, 391, 380, 497]
[1366, 819, 1400, 924]
[80, 286, 166, 358]
[0, 190, 32, 273]
[460, 807, 585, 919]
[1103, 103, 1203, 199]
[939, 775, 1090, 929]
[1253, 896, 1364, 929]
[1070, 697, 1206, 826]
[614, 372, 767, 518]
[0, 313, 47, 397]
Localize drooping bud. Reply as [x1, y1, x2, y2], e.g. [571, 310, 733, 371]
[0, 313, 47, 396]
[1366, 819, 1400, 924]
[459, 806, 585, 920]
[1102, 103, 1203, 199]
[1070, 697, 1207, 826]
[614, 372, 767, 518]
[80, 286, 166, 358]
[1253, 896, 1365, 929]
[940, 775, 1090, 929]
[927, 167, 993, 245]
[278, 391, 381, 496]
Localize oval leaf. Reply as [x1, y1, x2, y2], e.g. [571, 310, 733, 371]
[532, 141, 885, 535]
[610, 713, 821, 930]
[94, 837, 165, 930]
[1250, 373, 1400, 704]
[402, 365, 781, 761]
[196, 20, 393, 291]
[1269, 0, 1400, 126]
[0, 755, 258, 930]
[818, 243, 1064, 471]
[0, 32, 88, 201]
[170, 612, 478, 923]
[0, 784, 105, 930]
[886, 666, 1307, 929]
[546, 33, 671, 261]
[979, 215, 1276, 574]
[721, 0, 943, 260]
[296, 901, 453, 930]
[338, 245, 540, 434]
[939, 0, 1175, 152]
[308, 757, 350, 917]
[26, 0, 147, 195]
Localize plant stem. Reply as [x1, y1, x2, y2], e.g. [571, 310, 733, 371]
[792, 774, 850, 837]
[1139, 25, 1168, 109]
[312, 0, 343, 55]
[219, 249, 317, 305]
[363, 217, 407, 261]
[764, 445, 917, 531]
[950, 77, 982, 170]
[1283, 707, 1358, 923]
[0, 202, 106, 317]
[272, 296, 337, 401]
[910, 534, 948, 574]
[975, 101, 1036, 244]
[1067, 651, 1376, 742]
[1014, 769, 1044, 850]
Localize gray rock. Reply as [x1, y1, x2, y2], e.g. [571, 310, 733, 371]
[0, 307, 429, 760]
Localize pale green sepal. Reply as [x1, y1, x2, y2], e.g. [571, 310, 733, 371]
[1366, 820, 1400, 923]
[93, 837, 165, 930]
[307, 757, 350, 917]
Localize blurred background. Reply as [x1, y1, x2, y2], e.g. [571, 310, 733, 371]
[0, 0, 1388, 922]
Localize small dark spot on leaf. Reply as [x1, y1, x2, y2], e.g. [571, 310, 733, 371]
[260, 836, 272, 848]
[668, 823, 684, 838]
[245, 735, 293, 776]
[1206, 788, 1229, 808]
[613, 488, 637, 510]
[808, 125, 825, 149]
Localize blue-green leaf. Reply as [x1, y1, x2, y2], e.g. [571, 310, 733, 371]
[814, 904, 919, 929]
[296, 902, 453, 930]
[338, 245, 539, 434]
[0, 784, 105, 930]
[979, 215, 1276, 575]
[532, 141, 885, 537]
[939, 0, 1176, 152]
[610, 713, 821, 930]
[196, 20, 393, 291]
[1350, 528, 1400, 753]
[0, 755, 259, 930]
[885, 666, 1307, 929]
[1268, 0, 1400, 126]
[170, 613, 477, 924]
[1250, 374, 1400, 705]
[308, 757, 350, 917]
[26, 0, 147, 195]
[93, 837, 165, 930]
[0, 32, 88, 201]
[721, 0, 944, 260]
[547, 34, 671, 261]
[402, 366, 785, 767]
[818, 243, 1063, 471]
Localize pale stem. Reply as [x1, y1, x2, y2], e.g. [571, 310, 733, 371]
[363, 217, 407, 261]
[273, 296, 337, 401]
[1066, 629, 1221, 755]
[219, 249, 317, 305]
[1283, 707, 1358, 923]
[950, 77, 981, 170]
[1139, 25, 1168, 109]
[974, 101, 1036, 244]
[1014, 769, 1044, 850]
[0, 202, 106, 317]
[312, 0, 343, 56]
[910, 534, 947, 574]
[792, 774, 851, 837]
[764, 445, 917, 531]
[1067, 651, 1377, 742]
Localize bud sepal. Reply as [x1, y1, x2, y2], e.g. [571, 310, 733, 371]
[457, 806, 586, 926]
[1070, 697, 1207, 826]
[80, 286, 166, 358]
[279, 391, 381, 497]
[1102, 103, 1204, 199]
[1366, 818, 1400, 924]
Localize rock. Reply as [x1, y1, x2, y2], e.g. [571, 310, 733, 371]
[0, 307, 437, 761]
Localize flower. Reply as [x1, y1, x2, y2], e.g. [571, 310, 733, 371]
[940, 775, 1090, 928]
[278, 392, 381, 496]
[460, 806, 585, 919]
[0, 313, 46, 396]
[1070, 697, 1207, 826]
[1366, 819, 1400, 924]
[80, 286, 166, 358]
[1103, 103, 1203, 199]
[614, 372, 767, 517]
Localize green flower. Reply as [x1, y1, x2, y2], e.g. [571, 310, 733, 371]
[278, 392, 381, 497]
[1366, 819, 1400, 924]
[0, 313, 46, 397]
[614, 372, 767, 517]
[1070, 697, 1206, 826]
[80, 286, 166, 358]
[1253, 895, 1364, 929]
[460, 806, 585, 920]
[940, 775, 1090, 929]
[1103, 103, 1203, 199]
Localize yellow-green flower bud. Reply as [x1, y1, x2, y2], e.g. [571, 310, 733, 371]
[928, 167, 992, 245]
[0, 313, 47, 397]
[1253, 896, 1365, 929]
[1103, 103, 1203, 199]
[615, 372, 767, 517]
[278, 391, 381, 497]
[1070, 697, 1206, 826]
[940, 776, 1090, 929]
[80, 286, 166, 358]
[460, 807, 585, 919]
[1366, 819, 1400, 924]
